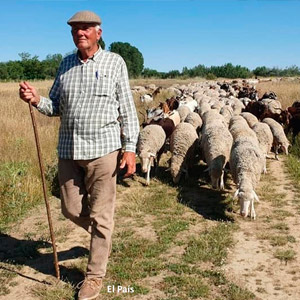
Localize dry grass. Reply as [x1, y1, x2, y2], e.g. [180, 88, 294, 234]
[256, 78, 300, 108]
[0, 81, 59, 231]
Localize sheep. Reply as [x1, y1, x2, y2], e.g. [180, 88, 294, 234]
[201, 121, 233, 190]
[178, 99, 198, 112]
[260, 98, 282, 114]
[170, 122, 199, 183]
[229, 116, 257, 141]
[229, 116, 265, 219]
[240, 112, 259, 128]
[229, 97, 245, 115]
[177, 105, 192, 122]
[262, 118, 290, 160]
[229, 137, 265, 219]
[202, 109, 226, 125]
[251, 122, 273, 172]
[137, 125, 166, 185]
[220, 105, 234, 126]
[198, 101, 211, 117]
[184, 111, 203, 134]
[140, 93, 153, 103]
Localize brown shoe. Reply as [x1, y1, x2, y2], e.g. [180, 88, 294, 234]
[77, 277, 103, 300]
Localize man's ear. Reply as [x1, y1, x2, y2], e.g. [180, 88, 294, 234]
[97, 28, 102, 41]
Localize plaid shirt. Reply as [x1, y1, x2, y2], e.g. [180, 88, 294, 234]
[37, 48, 139, 160]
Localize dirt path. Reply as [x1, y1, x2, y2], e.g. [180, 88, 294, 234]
[223, 157, 300, 300]
[1, 156, 300, 299]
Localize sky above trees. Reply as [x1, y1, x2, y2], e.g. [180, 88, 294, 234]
[1, 0, 300, 72]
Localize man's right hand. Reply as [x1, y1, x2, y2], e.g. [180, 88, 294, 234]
[19, 81, 40, 106]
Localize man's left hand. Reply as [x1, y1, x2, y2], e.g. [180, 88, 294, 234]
[120, 152, 136, 178]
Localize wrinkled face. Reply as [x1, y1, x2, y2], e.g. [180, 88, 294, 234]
[71, 23, 101, 53]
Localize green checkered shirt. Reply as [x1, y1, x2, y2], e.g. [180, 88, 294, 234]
[37, 47, 139, 160]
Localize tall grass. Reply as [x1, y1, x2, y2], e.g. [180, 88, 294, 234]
[257, 78, 300, 108]
[0, 81, 59, 231]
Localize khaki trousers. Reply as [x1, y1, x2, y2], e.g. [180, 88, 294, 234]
[58, 150, 120, 278]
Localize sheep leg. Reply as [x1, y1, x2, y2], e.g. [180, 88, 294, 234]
[263, 159, 267, 174]
[250, 199, 256, 220]
[145, 162, 151, 186]
[219, 171, 225, 190]
[274, 145, 279, 160]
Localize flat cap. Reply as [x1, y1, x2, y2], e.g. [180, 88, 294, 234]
[67, 10, 101, 25]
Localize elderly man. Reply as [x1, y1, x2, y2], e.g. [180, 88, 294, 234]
[19, 10, 139, 300]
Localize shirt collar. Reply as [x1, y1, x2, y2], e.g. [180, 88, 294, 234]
[77, 46, 102, 63]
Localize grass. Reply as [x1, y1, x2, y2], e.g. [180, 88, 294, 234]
[0, 263, 21, 296]
[274, 249, 297, 264]
[31, 280, 75, 300]
[183, 222, 235, 266]
[0, 82, 59, 233]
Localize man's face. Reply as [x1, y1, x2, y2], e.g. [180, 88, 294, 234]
[71, 23, 102, 52]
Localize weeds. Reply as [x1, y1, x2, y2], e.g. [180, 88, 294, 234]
[274, 249, 297, 264]
[183, 222, 234, 266]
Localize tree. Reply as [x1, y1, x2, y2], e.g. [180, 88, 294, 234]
[109, 42, 144, 78]
[43, 54, 63, 78]
[98, 37, 105, 50]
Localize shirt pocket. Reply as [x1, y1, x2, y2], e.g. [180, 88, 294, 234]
[94, 72, 112, 97]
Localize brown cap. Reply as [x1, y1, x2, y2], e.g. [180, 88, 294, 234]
[67, 10, 101, 25]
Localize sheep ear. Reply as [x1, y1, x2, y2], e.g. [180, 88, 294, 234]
[149, 152, 156, 157]
[252, 190, 260, 202]
[233, 189, 239, 199]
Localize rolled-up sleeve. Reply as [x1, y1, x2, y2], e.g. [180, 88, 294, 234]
[116, 58, 140, 153]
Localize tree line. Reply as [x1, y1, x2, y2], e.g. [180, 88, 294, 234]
[1, 41, 300, 80]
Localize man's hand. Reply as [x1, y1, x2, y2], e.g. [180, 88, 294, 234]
[19, 81, 40, 106]
[119, 151, 136, 178]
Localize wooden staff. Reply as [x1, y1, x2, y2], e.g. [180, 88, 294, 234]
[28, 102, 60, 279]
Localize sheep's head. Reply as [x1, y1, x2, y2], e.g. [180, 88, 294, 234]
[234, 188, 259, 219]
[139, 152, 155, 173]
[171, 165, 181, 183]
[280, 141, 290, 156]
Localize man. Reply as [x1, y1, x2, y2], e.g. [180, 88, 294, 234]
[19, 10, 139, 300]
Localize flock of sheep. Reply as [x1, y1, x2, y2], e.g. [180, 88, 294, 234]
[132, 80, 290, 220]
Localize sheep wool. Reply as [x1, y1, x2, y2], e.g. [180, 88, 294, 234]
[137, 124, 166, 185]
[170, 122, 198, 183]
[262, 117, 290, 159]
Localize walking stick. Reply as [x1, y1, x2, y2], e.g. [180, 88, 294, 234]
[28, 102, 60, 280]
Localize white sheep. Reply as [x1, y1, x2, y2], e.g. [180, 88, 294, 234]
[137, 125, 166, 185]
[262, 117, 290, 160]
[178, 99, 198, 112]
[229, 122, 265, 219]
[251, 122, 273, 172]
[140, 94, 153, 103]
[240, 112, 259, 128]
[201, 121, 233, 190]
[184, 111, 203, 133]
[170, 122, 199, 183]
[220, 105, 234, 126]
[177, 105, 191, 122]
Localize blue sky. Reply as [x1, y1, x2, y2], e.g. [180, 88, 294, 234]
[1, 0, 300, 72]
